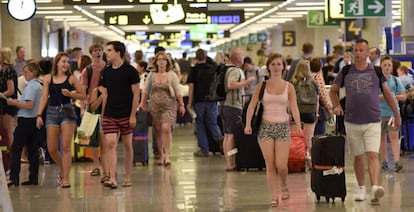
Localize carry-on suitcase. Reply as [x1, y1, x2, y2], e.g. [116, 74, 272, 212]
[233, 120, 265, 171]
[0, 128, 9, 171]
[311, 134, 346, 203]
[133, 110, 149, 166]
[288, 129, 306, 173]
[401, 117, 414, 153]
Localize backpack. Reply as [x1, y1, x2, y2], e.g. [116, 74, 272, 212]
[206, 64, 235, 101]
[295, 77, 318, 113]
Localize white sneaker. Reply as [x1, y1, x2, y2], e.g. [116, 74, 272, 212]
[354, 186, 366, 201]
[371, 185, 384, 205]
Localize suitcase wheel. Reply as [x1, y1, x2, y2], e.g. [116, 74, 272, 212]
[325, 196, 329, 203]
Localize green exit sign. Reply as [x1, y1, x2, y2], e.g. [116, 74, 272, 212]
[344, 0, 385, 18]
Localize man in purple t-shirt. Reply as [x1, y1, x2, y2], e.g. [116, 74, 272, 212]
[329, 39, 401, 205]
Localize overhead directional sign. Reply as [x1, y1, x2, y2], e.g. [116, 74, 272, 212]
[344, 0, 385, 18]
[257, 32, 267, 43]
[308, 10, 341, 27]
[325, 0, 345, 20]
[125, 31, 185, 42]
[105, 9, 244, 25]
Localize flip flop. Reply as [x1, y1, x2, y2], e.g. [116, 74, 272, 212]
[122, 181, 132, 187]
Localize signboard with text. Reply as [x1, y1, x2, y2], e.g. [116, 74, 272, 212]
[308, 10, 341, 27]
[282, 31, 295, 46]
[64, 0, 284, 5]
[105, 9, 244, 25]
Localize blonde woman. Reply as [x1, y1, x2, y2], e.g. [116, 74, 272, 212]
[0, 47, 18, 154]
[289, 60, 319, 162]
[141, 52, 185, 166]
[36, 53, 86, 188]
[245, 53, 301, 207]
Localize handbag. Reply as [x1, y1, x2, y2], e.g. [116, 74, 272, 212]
[251, 81, 266, 134]
[75, 111, 100, 146]
[318, 103, 331, 122]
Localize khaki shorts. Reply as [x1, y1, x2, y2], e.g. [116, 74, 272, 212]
[345, 121, 381, 156]
[381, 116, 399, 133]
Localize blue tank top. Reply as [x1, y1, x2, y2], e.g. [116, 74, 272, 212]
[49, 75, 74, 106]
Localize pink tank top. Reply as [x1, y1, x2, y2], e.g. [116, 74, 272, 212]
[262, 82, 289, 123]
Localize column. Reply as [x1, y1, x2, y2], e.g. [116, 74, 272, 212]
[401, 0, 414, 42]
[0, 5, 32, 59]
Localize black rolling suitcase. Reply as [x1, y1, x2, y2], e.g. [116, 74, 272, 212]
[133, 110, 149, 166]
[233, 120, 265, 171]
[311, 134, 346, 203]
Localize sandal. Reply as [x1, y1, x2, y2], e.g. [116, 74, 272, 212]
[122, 181, 132, 187]
[60, 183, 71, 188]
[104, 181, 118, 189]
[100, 176, 110, 184]
[90, 168, 101, 176]
[281, 187, 290, 200]
[56, 174, 63, 185]
[269, 199, 278, 207]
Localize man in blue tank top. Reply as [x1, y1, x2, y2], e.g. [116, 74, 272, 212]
[329, 39, 401, 205]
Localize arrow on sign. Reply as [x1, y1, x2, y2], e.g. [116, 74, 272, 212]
[368, 0, 384, 14]
[143, 15, 151, 24]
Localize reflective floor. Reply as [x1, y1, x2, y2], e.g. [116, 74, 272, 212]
[3, 126, 414, 212]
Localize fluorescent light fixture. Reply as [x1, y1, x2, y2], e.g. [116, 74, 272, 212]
[244, 8, 264, 12]
[228, 3, 271, 7]
[164, 26, 190, 30]
[392, 4, 400, 9]
[96, 10, 105, 14]
[74, 5, 104, 24]
[52, 18, 88, 21]
[392, 16, 401, 20]
[36, 0, 52, 2]
[66, 21, 100, 26]
[259, 18, 293, 22]
[119, 26, 149, 31]
[45, 15, 83, 19]
[37, 7, 65, 10]
[286, 6, 325, 11]
[230, 0, 295, 33]
[392, 21, 401, 27]
[244, 12, 255, 16]
[89, 6, 134, 9]
[109, 25, 125, 36]
[36, 10, 73, 14]
[296, 2, 325, 6]
[269, 14, 303, 18]
[276, 11, 307, 15]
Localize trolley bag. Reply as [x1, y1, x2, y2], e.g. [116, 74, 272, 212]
[0, 128, 9, 171]
[133, 110, 149, 166]
[207, 115, 223, 155]
[288, 129, 306, 173]
[233, 120, 265, 171]
[311, 135, 346, 203]
[401, 117, 414, 153]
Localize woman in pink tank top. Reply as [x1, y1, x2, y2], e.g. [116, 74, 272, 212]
[244, 53, 302, 207]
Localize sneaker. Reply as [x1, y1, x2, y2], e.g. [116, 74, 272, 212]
[193, 150, 209, 157]
[395, 161, 403, 173]
[354, 186, 366, 201]
[371, 185, 384, 204]
[381, 161, 389, 171]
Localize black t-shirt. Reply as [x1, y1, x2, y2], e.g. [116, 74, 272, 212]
[186, 63, 216, 103]
[102, 63, 139, 118]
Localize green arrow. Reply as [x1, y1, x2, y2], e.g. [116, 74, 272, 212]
[368, 0, 384, 14]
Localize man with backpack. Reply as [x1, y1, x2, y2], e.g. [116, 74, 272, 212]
[330, 39, 401, 205]
[186, 49, 223, 157]
[80, 43, 107, 179]
[220, 48, 255, 171]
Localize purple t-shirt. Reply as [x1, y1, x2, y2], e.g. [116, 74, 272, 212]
[333, 64, 386, 124]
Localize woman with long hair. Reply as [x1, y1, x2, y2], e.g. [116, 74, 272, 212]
[244, 53, 301, 207]
[36, 52, 85, 188]
[141, 52, 185, 166]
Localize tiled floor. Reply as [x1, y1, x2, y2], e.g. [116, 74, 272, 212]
[3, 126, 414, 211]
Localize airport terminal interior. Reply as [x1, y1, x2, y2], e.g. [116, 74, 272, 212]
[1, 0, 414, 211]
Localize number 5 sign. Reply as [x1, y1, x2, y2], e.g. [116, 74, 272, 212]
[283, 31, 296, 47]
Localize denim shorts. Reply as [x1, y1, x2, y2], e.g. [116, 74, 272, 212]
[45, 105, 77, 127]
[300, 112, 316, 124]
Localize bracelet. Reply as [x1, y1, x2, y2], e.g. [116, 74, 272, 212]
[37, 114, 42, 117]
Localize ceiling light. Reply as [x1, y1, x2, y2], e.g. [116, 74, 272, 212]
[277, 11, 308, 15]
[244, 12, 255, 16]
[74, 5, 104, 24]
[164, 26, 190, 30]
[45, 15, 83, 19]
[52, 18, 88, 21]
[244, 8, 264, 12]
[120, 26, 149, 31]
[109, 25, 125, 36]
[269, 14, 303, 18]
[89, 6, 134, 9]
[286, 6, 325, 11]
[228, 3, 271, 7]
[36, 11, 73, 14]
[259, 18, 293, 22]
[296, 2, 325, 6]
[37, 7, 65, 10]
[96, 10, 105, 14]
